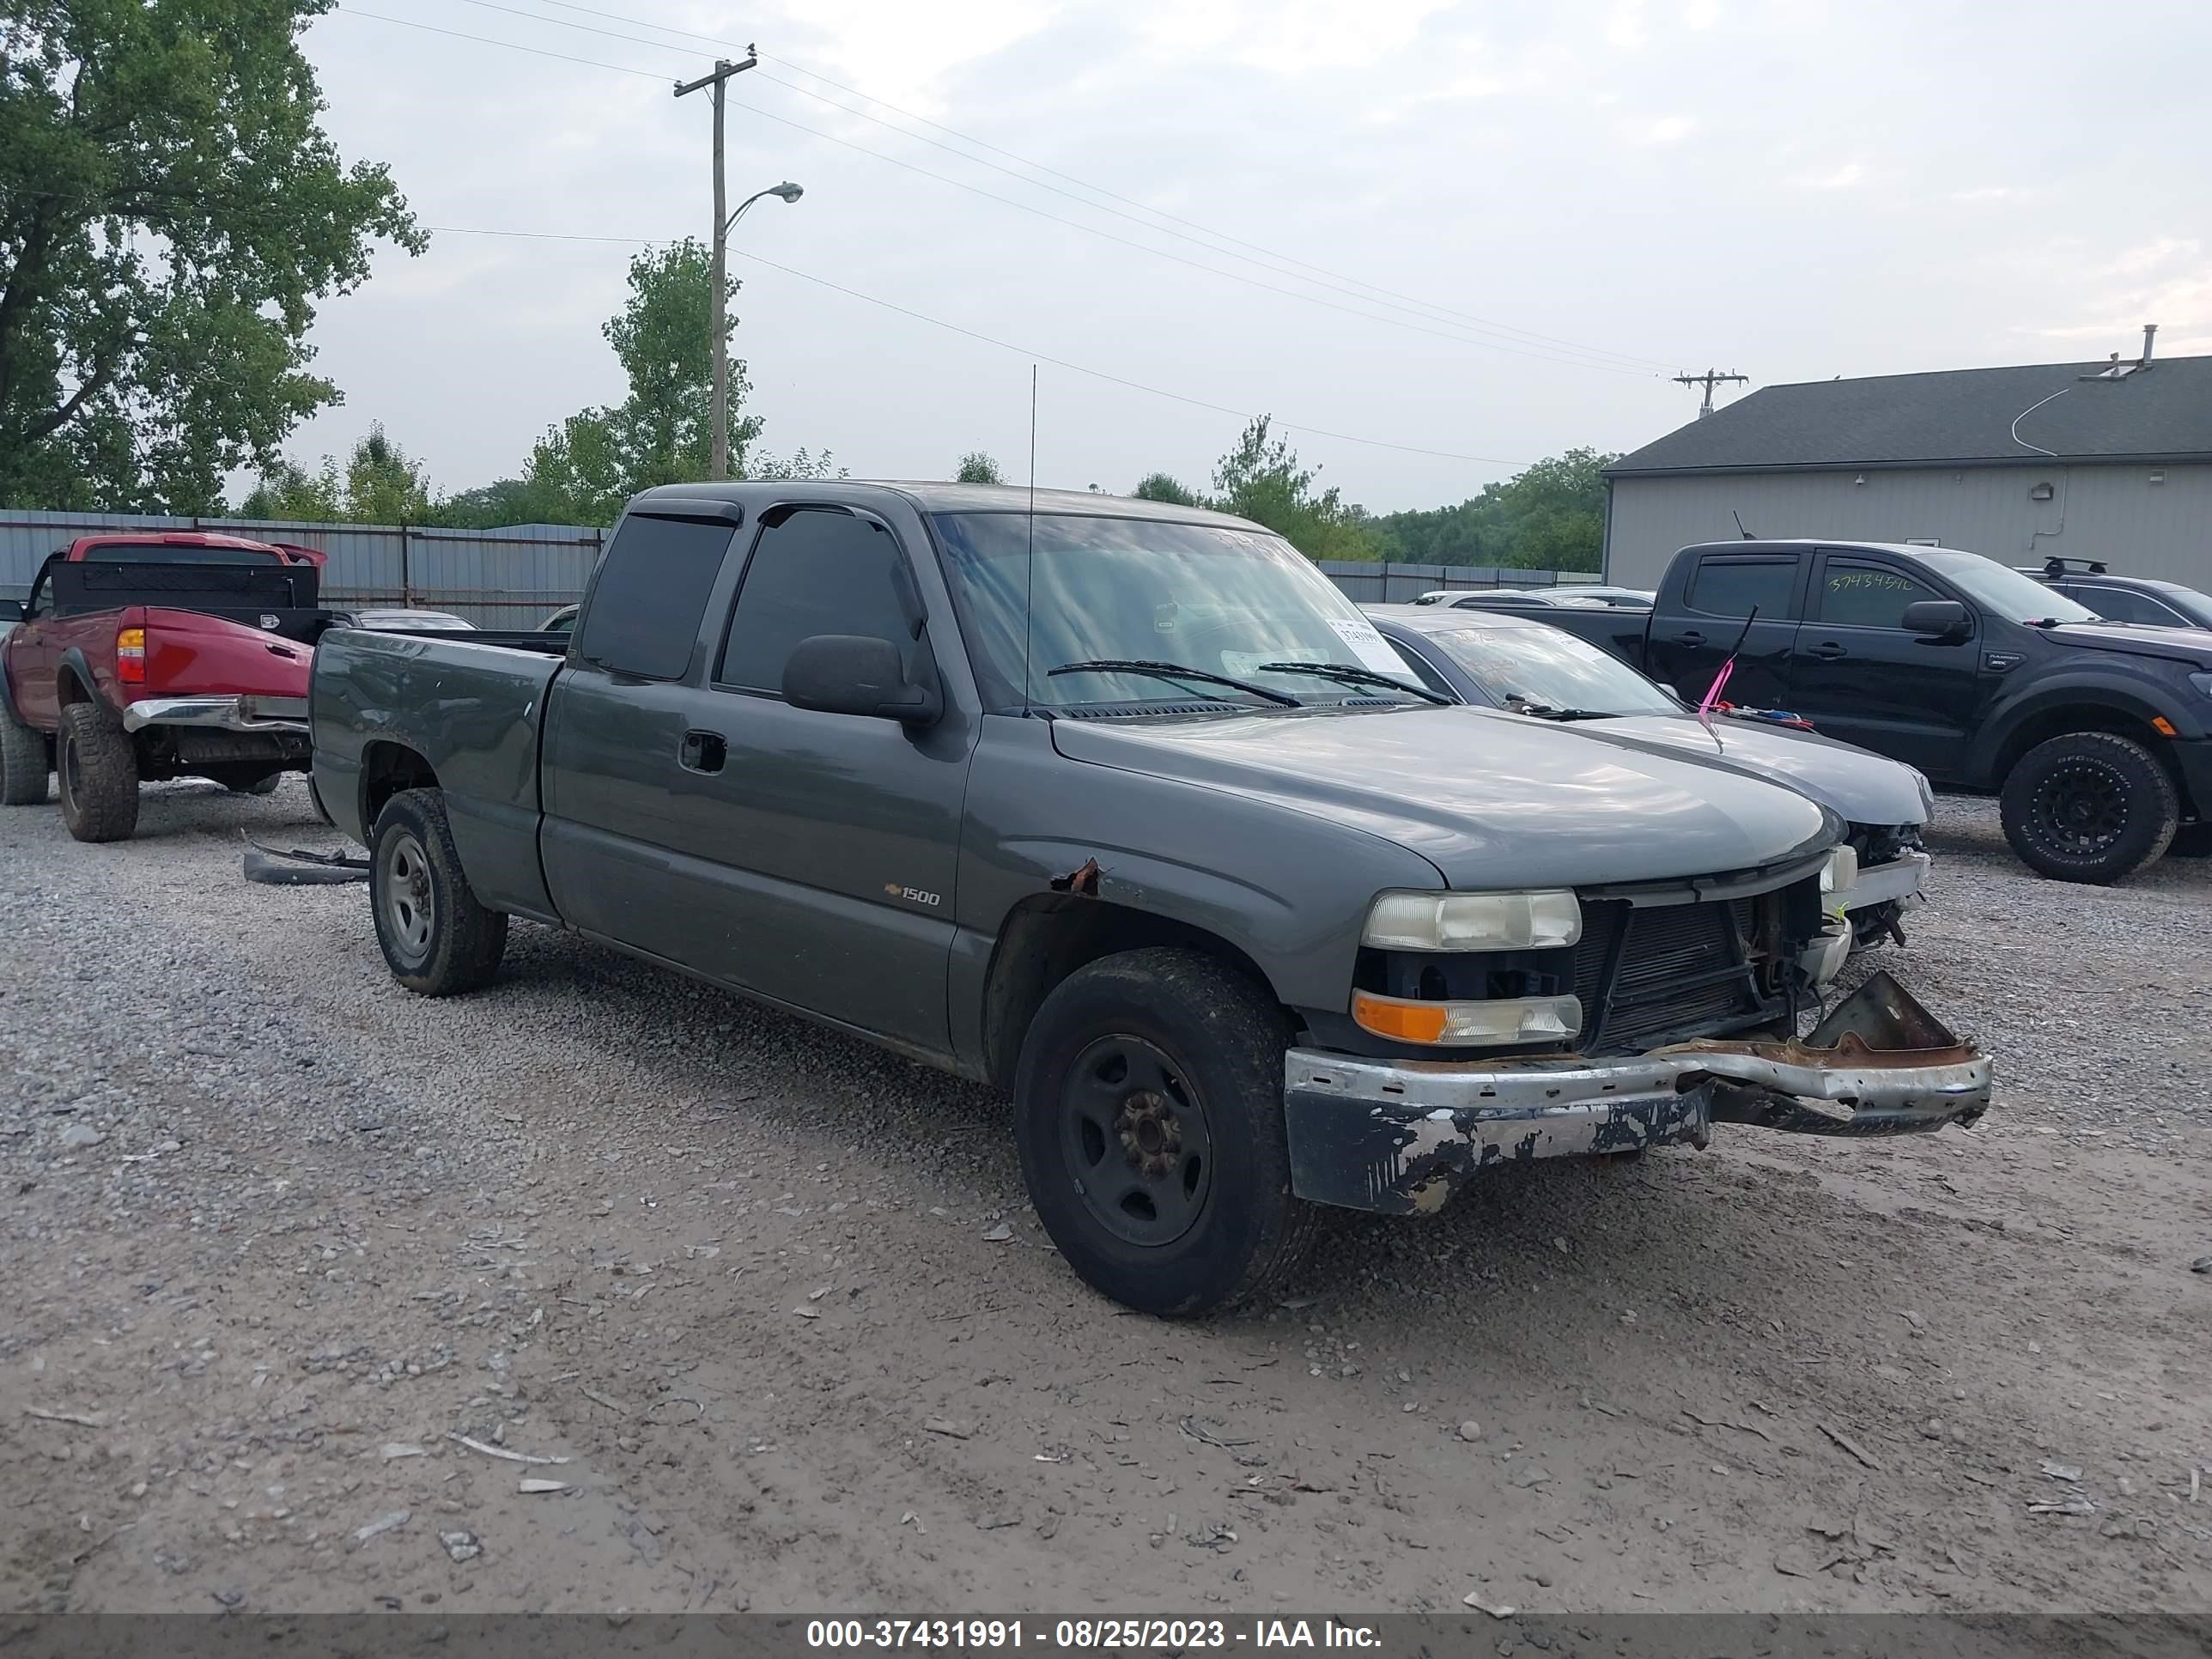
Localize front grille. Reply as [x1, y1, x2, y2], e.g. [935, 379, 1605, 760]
[1573, 896, 1770, 1053]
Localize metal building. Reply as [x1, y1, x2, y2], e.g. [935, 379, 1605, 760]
[1602, 334, 2212, 590]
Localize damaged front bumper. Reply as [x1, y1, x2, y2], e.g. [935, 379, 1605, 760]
[1284, 970, 1990, 1216]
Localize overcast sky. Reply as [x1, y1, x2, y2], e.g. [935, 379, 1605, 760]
[288, 0, 2212, 512]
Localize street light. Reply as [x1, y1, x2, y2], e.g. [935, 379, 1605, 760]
[727, 180, 803, 236]
[710, 180, 803, 480]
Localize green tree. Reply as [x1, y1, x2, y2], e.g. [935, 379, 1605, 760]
[524, 240, 759, 522]
[1363, 447, 1616, 570]
[954, 450, 1003, 484]
[0, 0, 422, 512]
[343, 422, 431, 524]
[237, 456, 342, 521]
[433, 476, 578, 529]
[1209, 416, 1377, 562]
[1131, 471, 1203, 507]
[744, 446, 847, 482]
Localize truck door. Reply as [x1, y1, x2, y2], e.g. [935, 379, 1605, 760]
[683, 504, 970, 1054]
[6, 560, 63, 728]
[1642, 551, 1805, 711]
[541, 501, 971, 1056]
[1787, 550, 1984, 778]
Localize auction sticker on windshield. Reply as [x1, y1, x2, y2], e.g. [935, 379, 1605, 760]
[1221, 646, 1328, 679]
[1327, 617, 1413, 675]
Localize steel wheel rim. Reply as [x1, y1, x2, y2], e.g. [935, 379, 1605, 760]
[380, 830, 435, 963]
[1059, 1034, 1214, 1248]
[58, 731, 77, 810]
[2033, 759, 2130, 857]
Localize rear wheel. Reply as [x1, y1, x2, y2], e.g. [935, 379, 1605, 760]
[2000, 731, 2177, 884]
[1014, 947, 1316, 1317]
[0, 708, 48, 805]
[56, 703, 138, 842]
[370, 787, 507, 994]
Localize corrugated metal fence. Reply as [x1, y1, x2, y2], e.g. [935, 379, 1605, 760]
[1315, 561, 1579, 602]
[3, 511, 1581, 621]
[0, 509, 603, 629]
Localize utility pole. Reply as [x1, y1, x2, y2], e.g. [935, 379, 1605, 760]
[674, 49, 759, 480]
[1673, 368, 1748, 418]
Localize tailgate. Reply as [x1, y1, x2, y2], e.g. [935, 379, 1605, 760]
[312, 629, 563, 921]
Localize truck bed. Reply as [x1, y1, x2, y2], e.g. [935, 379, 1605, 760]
[311, 630, 564, 919]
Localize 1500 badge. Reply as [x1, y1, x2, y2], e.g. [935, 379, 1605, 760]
[884, 884, 942, 907]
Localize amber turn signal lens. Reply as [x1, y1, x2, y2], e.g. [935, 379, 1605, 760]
[1351, 992, 1449, 1043]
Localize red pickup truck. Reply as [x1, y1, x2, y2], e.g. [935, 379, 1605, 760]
[0, 532, 326, 841]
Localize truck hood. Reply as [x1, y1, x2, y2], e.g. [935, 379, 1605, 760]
[1049, 705, 1838, 889]
[2043, 621, 2212, 668]
[1540, 713, 1929, 828]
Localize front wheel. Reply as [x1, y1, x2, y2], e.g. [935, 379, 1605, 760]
[56, 703, 139, 842]
[370, 787, 507, 995]
[2000, 731, 2177, 884]
[1014, 946, 1317, 1317]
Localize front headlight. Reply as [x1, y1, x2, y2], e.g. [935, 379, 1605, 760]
[1819, 844, 1859, 896]
[1362, 889, 1582, 951]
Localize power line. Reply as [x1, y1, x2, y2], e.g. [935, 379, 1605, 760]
[526, 0, 1686, 374]
[479, 0, 1676, 372]
[352, 2, 1678, 376]
[333, 4, 665, 79]
[419, 225, 1526, 466]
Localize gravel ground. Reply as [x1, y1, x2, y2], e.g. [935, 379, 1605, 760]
[2, 777, 2208, 1617]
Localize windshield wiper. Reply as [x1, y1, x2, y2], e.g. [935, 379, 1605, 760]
[1048, 659, 1303, 708]
[1249, 661, 1451, 704]
[1505, 696, 1614, 722]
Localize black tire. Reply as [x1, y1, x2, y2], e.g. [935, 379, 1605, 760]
[1013, 946, 1317, 1317]
[2000, 731, 2178, 884]
[56, 703, 139, 842]
[369, 787, 507, 995]
[0, 707, 48, 805]
[2168, 823, 2212, 859]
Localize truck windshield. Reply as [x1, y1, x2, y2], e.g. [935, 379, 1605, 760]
[1419, 625, 1679, 717]
[931, 513, 1425, 712]
[1915, 551, 2098, 624]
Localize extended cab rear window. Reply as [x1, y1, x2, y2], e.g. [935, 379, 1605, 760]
[574, 514, 735, 680]
[1686, 556, 1796, 619]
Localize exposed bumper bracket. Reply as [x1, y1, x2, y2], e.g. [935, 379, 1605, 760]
[1285, 970, 1990, 1216]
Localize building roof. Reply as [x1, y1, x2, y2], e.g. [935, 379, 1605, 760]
[1607, 353, 2212, 477]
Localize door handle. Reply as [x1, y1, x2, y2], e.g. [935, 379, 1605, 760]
[1673, 630, 1706, 647]
[1807, 641, 1849, 661]
[678, 729, 726, 774]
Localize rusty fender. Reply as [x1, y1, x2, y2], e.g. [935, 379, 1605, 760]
[1283, 970, 1991, 1216]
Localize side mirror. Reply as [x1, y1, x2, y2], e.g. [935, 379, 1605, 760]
[783, 634, 942, 726]
[1901, 599, 1970, 641]
[0, 599, 22, 623]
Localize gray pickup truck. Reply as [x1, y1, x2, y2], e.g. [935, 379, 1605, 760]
[311, 483, 1992, 1316]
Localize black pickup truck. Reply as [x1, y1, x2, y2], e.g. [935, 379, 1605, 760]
[1545, 539, 2212, 884]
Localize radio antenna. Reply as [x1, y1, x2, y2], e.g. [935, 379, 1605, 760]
[1023, 363, 1038, 716]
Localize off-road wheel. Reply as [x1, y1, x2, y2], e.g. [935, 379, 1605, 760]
[1014, 946, 1317, 1317]
[2000, 731, 2177, 884]
[56, 703, 138, 842]
[0, 708, 48, 805]
[370, 787, 507, 995]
